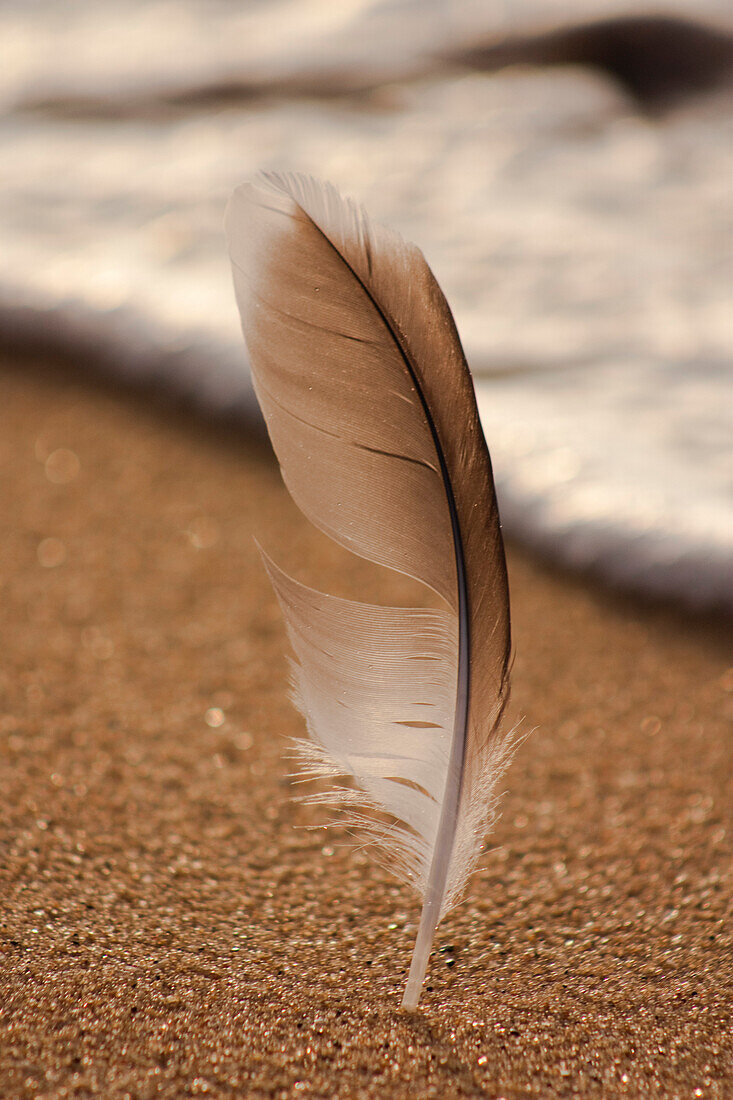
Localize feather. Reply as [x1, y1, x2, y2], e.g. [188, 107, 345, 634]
[225, 172, 513, 1008]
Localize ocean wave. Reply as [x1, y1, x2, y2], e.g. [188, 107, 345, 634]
[2, 2, 731, 608]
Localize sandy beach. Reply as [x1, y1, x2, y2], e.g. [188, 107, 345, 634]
[1, 355, 731, 1098]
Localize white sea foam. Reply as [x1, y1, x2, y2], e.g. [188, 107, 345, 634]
[2, 1, 731, 607]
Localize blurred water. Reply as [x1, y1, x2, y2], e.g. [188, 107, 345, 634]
[2, 0, 732, 606]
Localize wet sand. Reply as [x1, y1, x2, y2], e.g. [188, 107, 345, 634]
[1, 356, 731, 1098]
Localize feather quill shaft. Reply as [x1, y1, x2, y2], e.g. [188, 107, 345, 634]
[225, 172, 512, 1008]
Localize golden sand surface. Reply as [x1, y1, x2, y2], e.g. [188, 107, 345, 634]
[1, 357, 731, 1098]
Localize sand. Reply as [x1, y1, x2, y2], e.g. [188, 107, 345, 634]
[1, 355, 731, 1099]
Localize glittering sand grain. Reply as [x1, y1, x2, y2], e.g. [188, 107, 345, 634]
[1, 356, 731, 1098]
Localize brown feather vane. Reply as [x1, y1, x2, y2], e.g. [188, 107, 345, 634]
[226, 172, 514, 1008]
